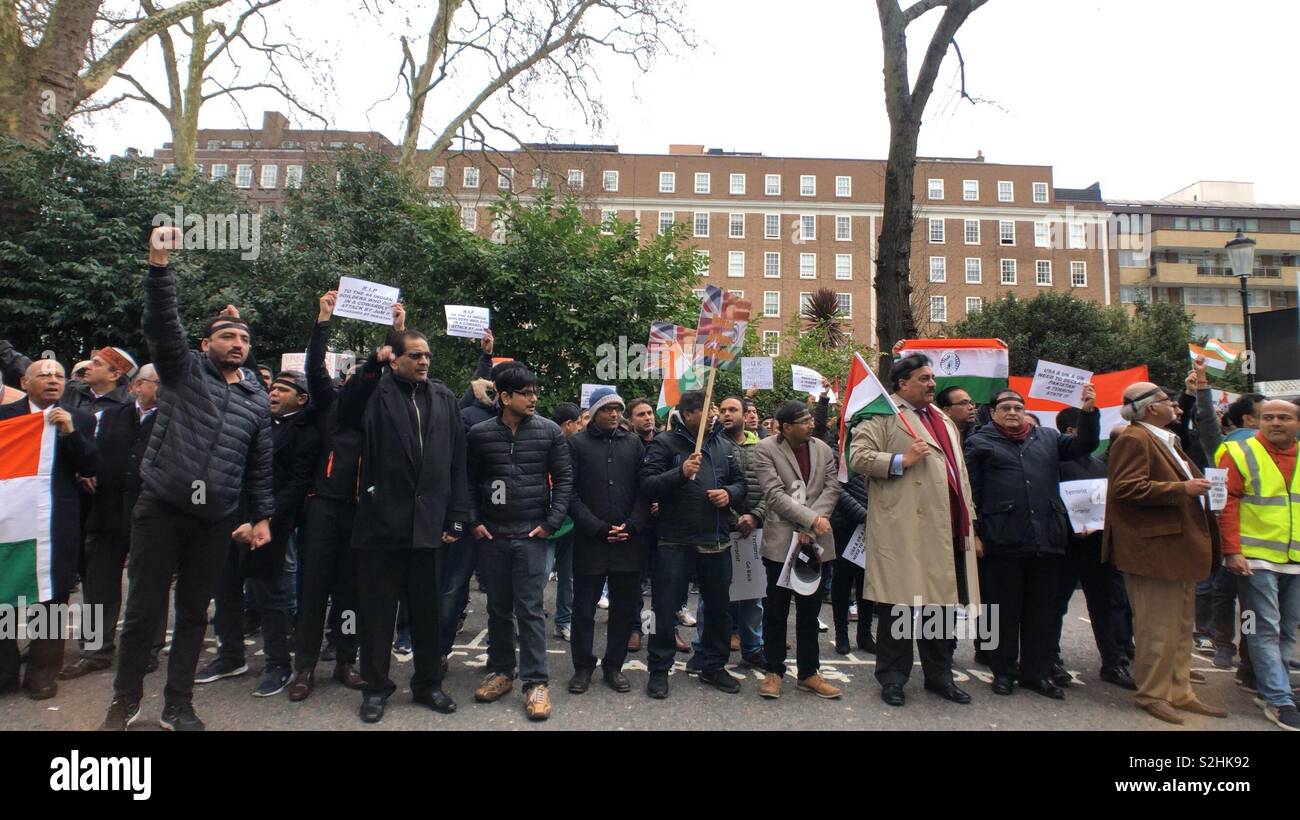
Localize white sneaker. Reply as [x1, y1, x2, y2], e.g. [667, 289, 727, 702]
[848, 602, 858, 622]
[555, 624, 571, 642]
[597, 596, 610, 610]
[817, 617, 829, 633]
[677, 608, 697, 627]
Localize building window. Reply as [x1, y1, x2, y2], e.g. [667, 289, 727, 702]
[966, 296, 983, 316]
[963, 179, 979, 201]
[799, 292, 813, 312]
[764, 251, 781, 278]
[696, 249, 710, 275]
[260, 164, 278, 189]
[463, 167, 480, 188]
[286, 165, 303, 188]
[1120, 285, 1150, 304]
[835, 176, 851, 197]
[999, 220, 1016, 246]
[929, 218, 945, 243]
[693, 288, 707, 300]
[965, 258, 982, 283]
[728, 251, 745, 277]
[1000, 259, 1017, 285]
[835, 215, 851, 241]
[210, 163, 228, 180]
[964, 219, 980, 244]
[764, 290, 781, 317]
[1033, 221, 1050, 247]
[658, 211, 674, 235]
[1068, 223, 1086, 249]
[765, 174, 781, 196]
[206, 140, 222, 150]
[835, 293, 852, 318]
[490, 215, 506, 244]
[1036, 260, 1052, 286]
[694, 172, 711, 194]
[729, 213, 745, 239]
[928, 179, 944, 200]
[728, 288, 745, 300]
[1070, 261, 1087, 287]
[603, 170, 619, 192]
[930, 296, 947, 323]
[161, 163, 176, 175]
[730, 173, 745, 195]
[500, 169, 515, 190]
[997, 180, 1013, 202]
[659, 172, 675, 193]
[800, 175, 816, 196]
[835, 253, 851, 280]
[764, 214, 780, 239]
[799, 253, 817, 279]
[428, 166, 445, 187]
[763, 331, 781, 356]
[1118, 249, 1149, 267]
[600, 210, 617, 235]
[461, 207, 477, 231]
[800, 215, 816, 241]
[694, 212, 710, 238]
[929, 256, 946, 282]
[1032, 182, 1048, 204]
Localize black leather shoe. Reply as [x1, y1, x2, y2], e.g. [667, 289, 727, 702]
[359, 693, 386, 723]
[59, 657, 111, 680]
[700, 668, 741, 694]
[992, 675, 1015, 696]
[1048, 663, 1073, 687]
[834, 631, 850, 656]
[924, 680, 972, 704]
[881, 683, 905, 707]
[568, 668, 593, 694]
[603, 667, 631, 693]
[413, 688, 457, 714]
[646, 671, 669, 699]
[1100, 665, 1137, 690]
[23, 681, 57, 701]
[333, 662, 366, 690]
[0, 677, 18, 696]
[857, 631, 876, 655]
[1020, 678, 1065, 700]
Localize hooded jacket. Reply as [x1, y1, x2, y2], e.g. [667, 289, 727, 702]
[639, 416, 747, 547]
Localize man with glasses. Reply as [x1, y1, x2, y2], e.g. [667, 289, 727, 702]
[937, 387, 977, 444]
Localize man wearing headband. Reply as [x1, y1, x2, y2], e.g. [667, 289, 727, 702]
[1102, 382, 1227, 725]
[101, 226, 273, 732]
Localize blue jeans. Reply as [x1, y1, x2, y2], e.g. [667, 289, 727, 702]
[690, 598, 763, 656]
[439, 535, 478, 656]
[1239, 568, 1300, 707]
[547, 534, 574, 628]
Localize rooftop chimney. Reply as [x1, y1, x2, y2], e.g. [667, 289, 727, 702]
[668, 144, 705, 155]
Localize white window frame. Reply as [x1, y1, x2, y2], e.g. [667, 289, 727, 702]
[799, 175, 816, 196]
[161, 163, 176, 175]
[659, 171, 675, 193]
[693, 212, 710, 238]
[286, 165, 303, 188]
[930, 296, 947, 323]
[966, 296, 983, 316]
[836, 292, 852, 318]
[210, 163, 228, 181]
[963, 179, 979, 201]
[835, 253, 852, 280]
[658, 211, 674, 236]
[696, 249, 710, 275]
[928, 178, 944, 200]
[835, 215, 851, 241]
[929, 218, 945, 244]
[835, 176, 851, 197]
[1000, 259, 1017, 285]
[1070, 261, 1088, 287]
[1068, 223, 1086, 249]
[533, 169, 547, 189]
[1036, 260, 1053, 286]
[259, 164, 278, 189]
[997, 180, 1014, 202]
[799, 292, 813, 312]
[603, 170, 619, 192]
[765, 174, 781, 196]
[730, 173, 746, 195]
[600, 210, 616, 235]
[428, 166, 445, 187]
[762, 331, 781, 356]
[965, 257, 982, 284]
[728, 250, 745, 278]
[729, 213, 745, 239]
[800, 215, 816, 241]
[461, 206, 477, 231]
[1033, 221, 1050, 248]
[693, 288, 707, 300]
[695, 172, 711, 194]
[764, 251, 781, 279]
[999, 220, 1016, 246]
[463, 167, 480, 188]
[929, 256, 946, 283]
[964, 219, 980, 245]
[764, 290, 781, 317]
[799, 253, 817, 279]
[1032, 182, 1049, 204]
[764, 214, 780, 240]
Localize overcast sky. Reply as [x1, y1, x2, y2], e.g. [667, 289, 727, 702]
[77, 0, 1300, 204]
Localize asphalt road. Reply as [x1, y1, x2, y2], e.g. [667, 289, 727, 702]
[0, 582, 1282, 732]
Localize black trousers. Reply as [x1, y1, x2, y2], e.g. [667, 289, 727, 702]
[0, 595, 68, 690]
[1052, 535, 1124, 670]
[81, 528, 129, 659]
[830, 556, 873, 643]
[983, 553, 1061, 682]
[648, 543, 731, 674]
[212, 541, 291, 673]
[762, 558, 822, 679]
[113, 494, 234, 706]
[572, 570, 640, 673]
[355, 548, 443, 699]
[293, 497, 358, 672]
[874, 601, 954, 687]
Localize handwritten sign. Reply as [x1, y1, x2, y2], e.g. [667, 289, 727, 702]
[728, 529, 766, 601]
[1028, 359, 1093, 408]
[791, 364, 824, 394]
[741, 357, 773, 390]
[279, 351, 352, 378]
[580, 383, 615, 409]
[1059, 478, 1107, 533]
[841, 524, 866, 569]
[334, 276, 401, 325]
[1205, 468, 1228, 512]
[444, 305, 491, 339]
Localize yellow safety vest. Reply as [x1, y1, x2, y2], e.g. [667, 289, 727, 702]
[1222, 437, 1300, 564]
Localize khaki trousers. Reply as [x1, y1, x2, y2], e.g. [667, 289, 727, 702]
[1125, 574, 1196, 707]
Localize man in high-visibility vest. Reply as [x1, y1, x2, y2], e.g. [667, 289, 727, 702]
[1219, 399, 1300, 731]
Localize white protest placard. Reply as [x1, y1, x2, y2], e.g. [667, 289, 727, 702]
[1205, 468, 1228, 512]
[841, 524, 866, 569]
[580, 383, 615, 409]
[444, 305, 491, 339]
[741, 357, 773, 390]
[279, 351, 351, 379]
[791, 364, 824, 394]
[1028, 359, 1093, 408]
[1059, 478, 1107, 534]
[729, 529, 766, 602]
[333, 276, 401, 325]
[776, 532, 801, 591]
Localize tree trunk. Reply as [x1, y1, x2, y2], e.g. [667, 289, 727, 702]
[875, 121, 921, 364]
[0, 0, 99, 144]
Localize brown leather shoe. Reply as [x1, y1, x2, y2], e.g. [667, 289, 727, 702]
[474, 672, 513, 703]
[287, 670, 315, 702]
[797, 673, 842, 699]
[674, 631, 689, 652]
[730, 634, 740, 652]
[59, 657, 111, 680]
[1140, 700, 1185, 725]
[1189, 669, 1207, 684]
[758, 673, 782, 699]
[1176, 698, 1229, 718]
[627, 633, 642, 652]
[333, 662, 365, 690]
[525, 683, 552, 721]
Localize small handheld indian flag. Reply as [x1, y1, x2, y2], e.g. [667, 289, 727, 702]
[1188, 343, 1228, 373]
[0, 410, 56, 606]
[838, 352, 916, 481]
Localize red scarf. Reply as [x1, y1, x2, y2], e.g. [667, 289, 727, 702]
[917, 404, 972, 547]
[993, 421, 1031, 443]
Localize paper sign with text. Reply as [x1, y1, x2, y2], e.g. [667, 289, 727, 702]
[580, 383, 615, 409]
[729, 529, 766, 601]
[1028, 359, 1093, 408]
[334, 276, 401, 325]
[279, 351, 351, 379]
[444, 305, 491, 339]
[1059, 478, 1107, 533]
[741, 357, 773, 390]
[841, 524, 866, 569]
[1205, 468, 1228, 512]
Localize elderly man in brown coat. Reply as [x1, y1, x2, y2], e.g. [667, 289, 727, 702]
[1104, 381, 1228, 725]
[848, 354, 981, 708]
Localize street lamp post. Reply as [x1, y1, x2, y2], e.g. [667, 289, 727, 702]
[1226, 230, 1257, 390]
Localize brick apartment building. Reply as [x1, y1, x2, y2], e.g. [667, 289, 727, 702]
[148, 111, 1114, 351]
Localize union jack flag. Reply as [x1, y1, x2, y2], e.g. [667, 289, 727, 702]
[647, 321, 696, 376]
[695, 285, 750, 369]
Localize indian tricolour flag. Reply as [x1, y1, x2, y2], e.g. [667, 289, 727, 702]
[0, 410, 56, 606]
[649, 321, 707, 420]
[1008, 365, 1149, 454]
[1188, 343, 1228, 373]
[838, 352, 911, 481]
[897, 338, 1008, 403]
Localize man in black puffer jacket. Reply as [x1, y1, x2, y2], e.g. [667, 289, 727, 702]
[830, 473, 873, 655]
[468, 365, 573, 722]
[102, 226, 273, 733]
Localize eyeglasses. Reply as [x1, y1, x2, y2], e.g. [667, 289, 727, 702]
[949, 400, 975, 407]
[403, 352, 432, 361]
[994, 405, 1025, 414]
[508, 389, 540, 398]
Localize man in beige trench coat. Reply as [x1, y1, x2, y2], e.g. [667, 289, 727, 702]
[848, 354, 982, 708]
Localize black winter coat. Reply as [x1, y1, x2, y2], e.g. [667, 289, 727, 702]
[963, 410, 1100, 556]
[831, 473, 868, 550]
[252, 409, 320, 568]
[305, 319, 362, 503]
[86, 401, 156, 537]
[140, 266, 273, 523]
[639, 419, 747, 547]
[468, 413, 573, 537]
[339, 357, 471, 550]
[567, 424, 648, 575]
[59, 380, 131, 416]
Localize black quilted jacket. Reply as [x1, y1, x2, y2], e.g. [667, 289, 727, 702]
[139, 265, 274, 523]
[467, 413, 573, 537]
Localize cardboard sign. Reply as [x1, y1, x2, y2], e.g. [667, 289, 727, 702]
[1028, 359, 1093, 408]
[580, 383, 615, 409]
[841, 524, 866, 569]
[334, 276, 401, 325]
[1205, 468, 1228, 512]
[728, 529, 766, 602]
[741, 357, 773, 390]
[444, 305, 491, 339]
[1059, 478, 1107, 534]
